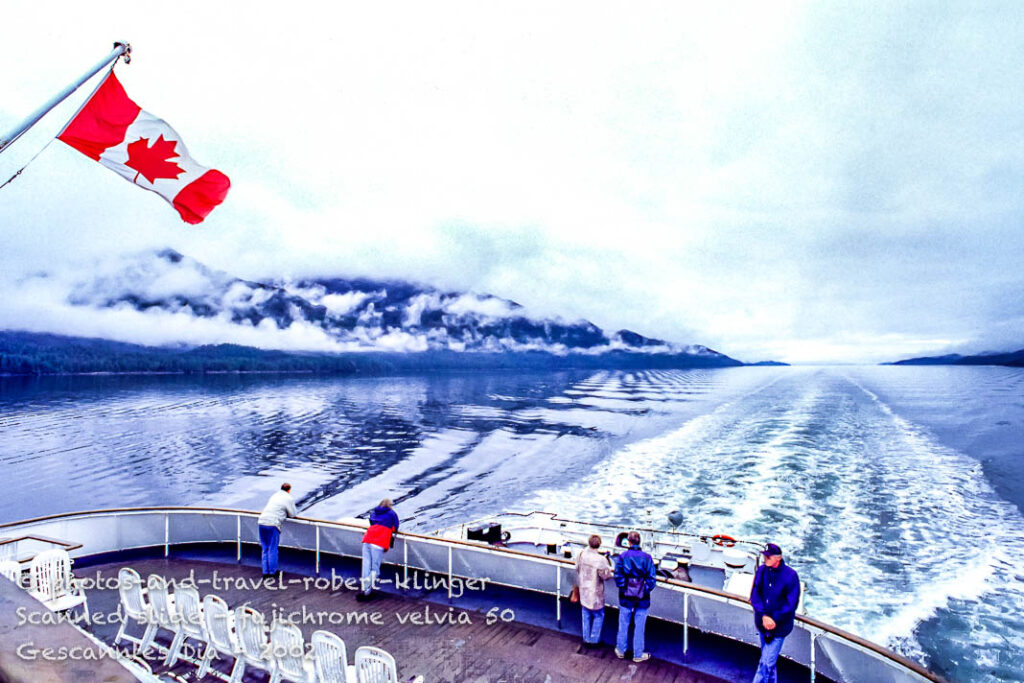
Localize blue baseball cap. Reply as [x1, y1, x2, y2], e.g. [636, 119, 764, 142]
[763, 543, 783, 557]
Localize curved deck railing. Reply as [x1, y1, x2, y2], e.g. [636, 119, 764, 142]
[0, 507, 942, 683]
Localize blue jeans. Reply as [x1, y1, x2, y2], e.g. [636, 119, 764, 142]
[258, 525, 280, 574]
[753, 632, 786, 683]
[361, 543, 384, 594]
[581, 606, 604, 644]
[616, 604, 648, 655]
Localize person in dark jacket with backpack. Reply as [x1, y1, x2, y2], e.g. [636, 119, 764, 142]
[614, 531, 657, 662]
[749, 543, 801, 683]
[358, 499, 399, 600]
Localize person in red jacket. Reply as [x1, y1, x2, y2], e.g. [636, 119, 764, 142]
[357, 499, 399, 601]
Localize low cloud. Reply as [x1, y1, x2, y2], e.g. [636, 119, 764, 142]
[0, 250, 703, 358]
[0, 267, 346, 352]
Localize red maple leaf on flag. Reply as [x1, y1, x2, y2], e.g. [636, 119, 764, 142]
[125, 135, 185, 184]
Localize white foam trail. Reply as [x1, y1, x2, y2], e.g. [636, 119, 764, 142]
[869, 550, 995, 654]
[524, 368, 1024, 680]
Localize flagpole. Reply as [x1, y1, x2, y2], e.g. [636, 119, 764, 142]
[0, 41, 131, 156]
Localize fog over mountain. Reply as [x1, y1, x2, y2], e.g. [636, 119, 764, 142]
[0, 249, 738, 366]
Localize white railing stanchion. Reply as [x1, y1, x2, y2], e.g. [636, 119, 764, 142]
[810, 631, 818, 683]
[556, 563, 562, 629]
[315, 525, 321, 575]
[236, 515, 241, 563]
[683, 593, 689, 655]
[403, 536, 409, 589]
[447, 545, 454, 603]
[164, 513, 169, 557]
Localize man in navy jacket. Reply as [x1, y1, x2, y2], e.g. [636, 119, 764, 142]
[749, 543, 801, 683]
[614, 531, 658, 662]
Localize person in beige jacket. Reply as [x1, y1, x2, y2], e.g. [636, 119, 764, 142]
[576, 534, 615, 647]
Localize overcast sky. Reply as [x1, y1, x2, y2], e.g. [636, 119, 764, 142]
[1, 2, 1023, 364]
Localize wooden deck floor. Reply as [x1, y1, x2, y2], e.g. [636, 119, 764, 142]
[84, 557, 729, 683]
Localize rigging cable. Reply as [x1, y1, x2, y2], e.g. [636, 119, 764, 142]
[0, 42, 130, 193]
[0, 138, 56, 192]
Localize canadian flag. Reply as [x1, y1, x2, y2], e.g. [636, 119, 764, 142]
[58, 71, 229, 224]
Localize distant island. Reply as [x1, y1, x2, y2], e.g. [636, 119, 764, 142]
[0, 331, 750, 376]
[888, 349, 1024, 367]
[746, 360, 790, 367]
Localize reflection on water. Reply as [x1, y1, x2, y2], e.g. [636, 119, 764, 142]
[2, 366, 1023, 681]
[0, 370, 764, 522]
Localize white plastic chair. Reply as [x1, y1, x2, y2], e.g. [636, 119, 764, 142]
[269, 620, 315, 683]
[197, 594, 237, 680]
[165, 584, 206, 667]
[29, 549, 89, 622]
[0, 560, 22, 586]
[312, 630, 356, 683]
[353, 647, 398, 683]
[113, 567, 152, 648]
[142, 574, 178, 654]
[232, 606, 274, 683]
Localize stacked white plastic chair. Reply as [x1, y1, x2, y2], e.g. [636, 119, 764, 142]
[143, 574, 178, 654]
[353, 647, 398, 683]
[197, 594, 238, 680]
[165, 584, 206, 667]
[312, 630, 356, 683]
[113, 567, 152, 648]
[29, 548, 89, 622]
[99, 568, 424, 683]
[0, 560, 21, 586]
[269, 620, 315, 683]
[232, 605, 275, 683]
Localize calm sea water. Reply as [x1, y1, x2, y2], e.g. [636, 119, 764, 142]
[1, 366, 1022, 681]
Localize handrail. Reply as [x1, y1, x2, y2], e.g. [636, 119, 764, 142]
[0, 506, 943, 682]
[794, 615, 941, 683]
[0, 533, 84, 552]
[0, 506, 266, 529]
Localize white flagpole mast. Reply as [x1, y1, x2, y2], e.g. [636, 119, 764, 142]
[0, 41, 131, 156]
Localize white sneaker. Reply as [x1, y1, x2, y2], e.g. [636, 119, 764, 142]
[615, 649, 625, 659]
[633, 652, 650, 663]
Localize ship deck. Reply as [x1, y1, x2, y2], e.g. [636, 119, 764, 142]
[0, 506, 939, 683]
[75, 550, 805, 683]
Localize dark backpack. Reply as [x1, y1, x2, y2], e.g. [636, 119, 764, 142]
[624, 575, 646, 600]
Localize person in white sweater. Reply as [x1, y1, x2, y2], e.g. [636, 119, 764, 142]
[257, 483, 297, 577]
[576, 534, 614, 647]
